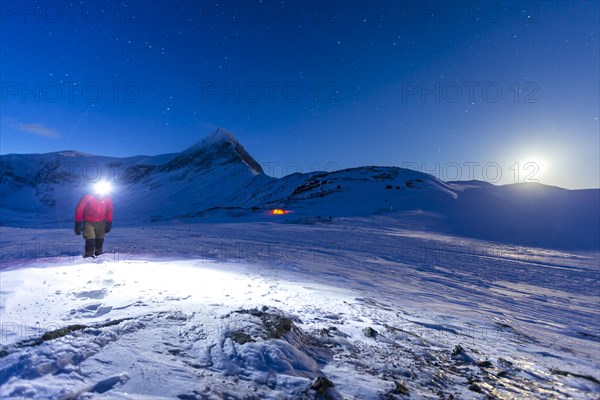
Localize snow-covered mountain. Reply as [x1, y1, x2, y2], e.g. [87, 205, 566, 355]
[0, 128, 270, 225]
[1, 129, 598, 250]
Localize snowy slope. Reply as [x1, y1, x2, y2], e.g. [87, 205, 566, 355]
[439, 182, 600, 250]
[0, 221, 599, 399]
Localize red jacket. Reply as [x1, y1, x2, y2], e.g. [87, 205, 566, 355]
[75, 194, 113, 223]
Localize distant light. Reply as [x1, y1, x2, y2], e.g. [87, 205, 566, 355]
[93, 181, 113, 196]
[270, 209, 290, 215]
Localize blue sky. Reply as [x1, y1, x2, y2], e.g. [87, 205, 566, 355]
[1, 0, 598, 188]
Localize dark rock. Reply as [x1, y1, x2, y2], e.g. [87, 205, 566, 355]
[468, 383, 482, 392]
[451, 344, 476, 364]
[550, 369, 600, 385]
[177, 395, 199, 400]
[311, 376, 335, 395]
[261, 313, 293, 339]
[89, 373, 130, 394]
[452, 345, 464, 356]
[234, 308, 294, 339]
[363, 327, 379, 338]
[229, 331, 255, 344]
[393, 380, 409, 395]
[497, 358, 514, 369]
[41, 324, 87, 341]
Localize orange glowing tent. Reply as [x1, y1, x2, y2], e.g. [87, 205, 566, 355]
[269, 209, 289, 215]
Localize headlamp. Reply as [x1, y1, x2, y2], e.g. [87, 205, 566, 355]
[93, 180, 113, 196]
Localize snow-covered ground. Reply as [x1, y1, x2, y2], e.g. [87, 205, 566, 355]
[1, 217, 599, 399]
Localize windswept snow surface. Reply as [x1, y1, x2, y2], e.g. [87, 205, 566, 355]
[1, 218, 599, 399]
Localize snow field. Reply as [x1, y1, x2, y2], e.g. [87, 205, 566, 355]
[1, 219, 599, 398]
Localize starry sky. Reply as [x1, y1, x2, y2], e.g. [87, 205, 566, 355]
[1, 1, 598, 188]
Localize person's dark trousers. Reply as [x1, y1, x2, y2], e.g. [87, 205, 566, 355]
[82, 221, 107, 257]
[94, 238, 104, 256]
[84, 239, 96, 258]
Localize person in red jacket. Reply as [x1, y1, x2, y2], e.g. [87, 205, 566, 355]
[74, 181, 114, 258]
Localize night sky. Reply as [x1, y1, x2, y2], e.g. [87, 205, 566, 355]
[1, 1, 598, 188]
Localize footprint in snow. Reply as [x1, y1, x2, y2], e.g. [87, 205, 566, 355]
[73, 289, 108, 300]
[69, 304, 113, 318]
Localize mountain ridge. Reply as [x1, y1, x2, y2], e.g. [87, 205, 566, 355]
[1, 129, 598, 250]
[161, 128, 264, 175]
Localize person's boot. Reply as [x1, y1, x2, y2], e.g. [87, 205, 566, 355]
[94, 238, 104, 256]
[84, 239, 95, 258]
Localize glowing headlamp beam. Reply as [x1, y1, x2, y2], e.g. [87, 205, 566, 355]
[94, 181, 113, 196]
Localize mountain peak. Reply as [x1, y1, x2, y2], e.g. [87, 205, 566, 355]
[205, 127, 237, 144]
[172, 128, 264, 175]
[185, 128, 239, 152]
